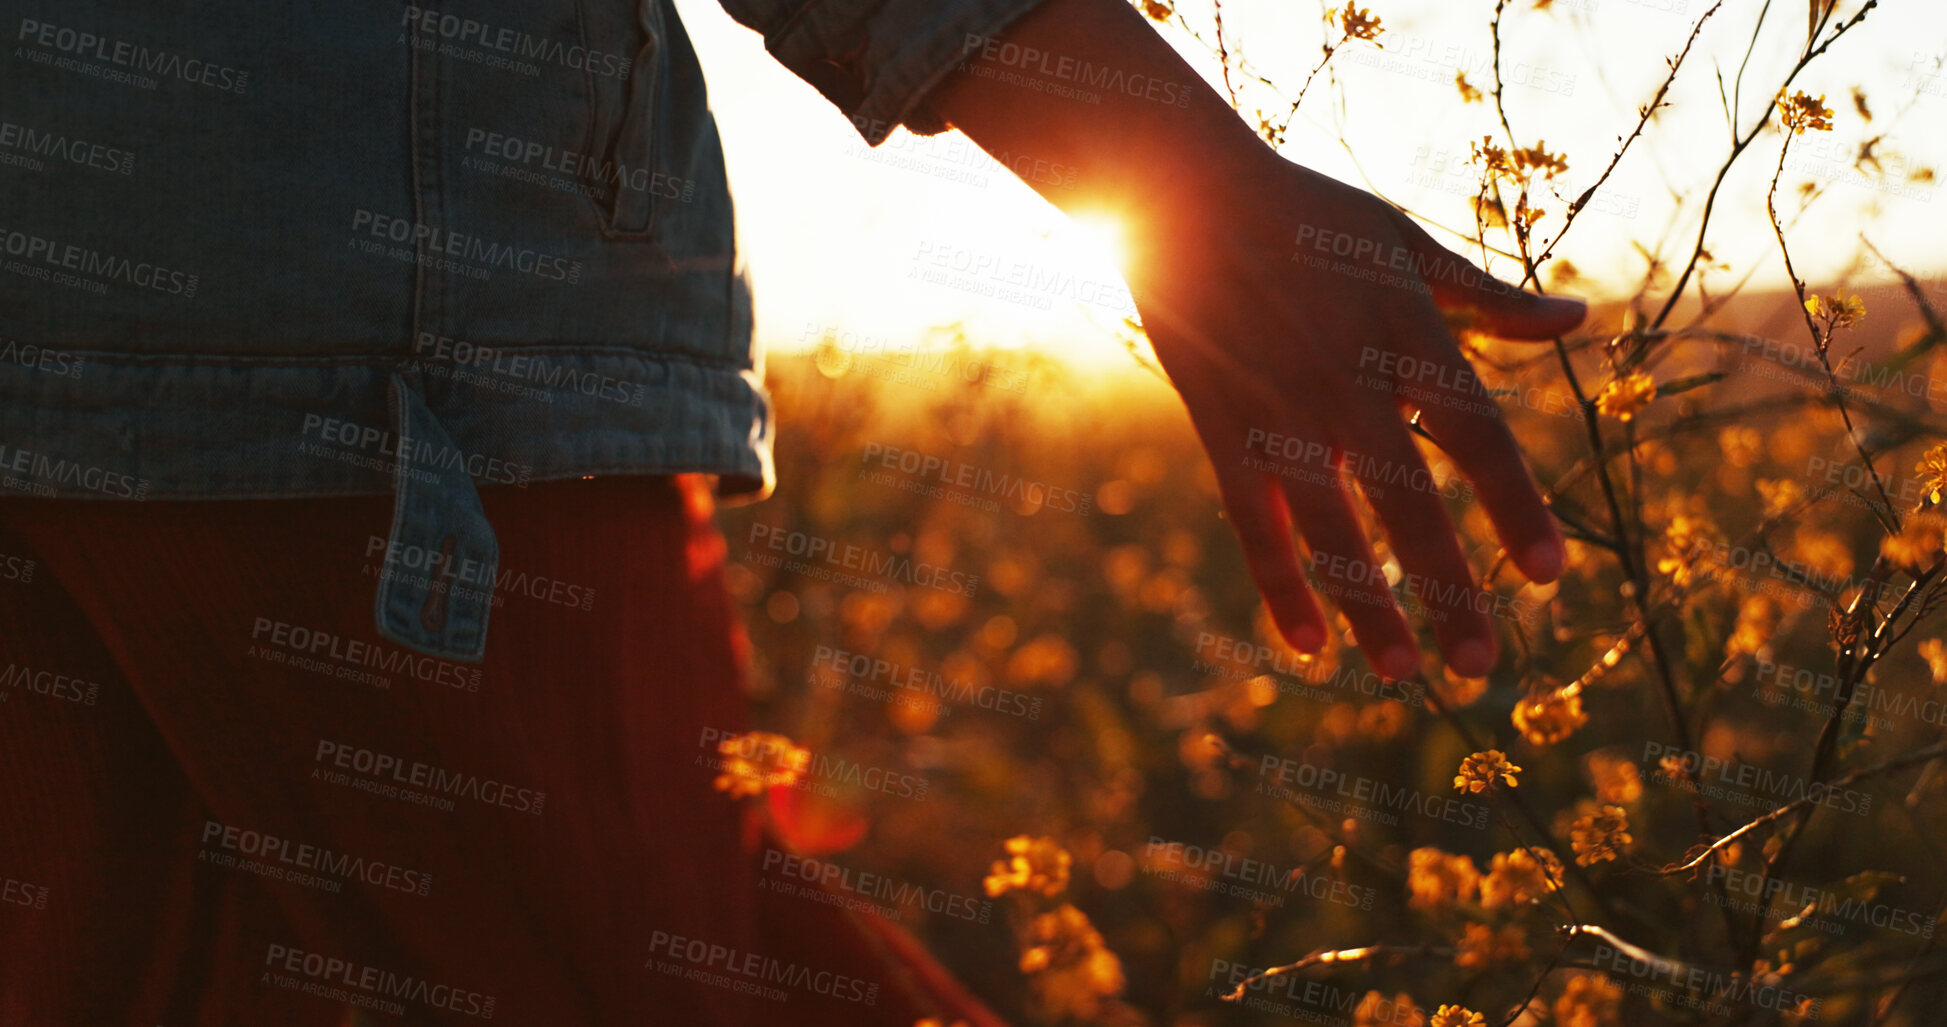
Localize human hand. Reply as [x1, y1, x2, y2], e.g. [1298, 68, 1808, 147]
[1123, 154, 1587, 680]
[924, 0, 1584, 679]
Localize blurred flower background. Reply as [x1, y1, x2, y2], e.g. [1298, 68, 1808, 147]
[692, 0, 1947, 1023]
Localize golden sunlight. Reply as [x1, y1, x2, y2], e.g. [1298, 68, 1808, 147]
[1047, 216, 1129, 280]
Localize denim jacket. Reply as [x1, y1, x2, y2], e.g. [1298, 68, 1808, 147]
[0, 0, 1044, 659]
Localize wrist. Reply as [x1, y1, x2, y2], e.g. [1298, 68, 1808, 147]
[926, 0, 1279, 231]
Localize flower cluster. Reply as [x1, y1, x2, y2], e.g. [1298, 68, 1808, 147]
[711, 731, 810, 799]
[1454, 922, 1530, 968]
[1331, 2, 1386, 43]
[1454, 749, 1521, 793]
[1512, 143, 1570, 179]
[1656, 514, 1722, 589]
[1512, 688, 1587, 747]
[1922, 638, 1947, 683]
[1728, 595, 1783, 657]
[1757, 478, 1806, 520]
[1407, 847, 1481, 911]
[1480, 847, 1563, 909]
[1584, 750, 1643, 805]
[982, 836, 1129, 1021]
[984, 835, 1073, 898]
[1018, 904, 1127, 1021]
[1778, 89, 1835, 134]
[1595, 371, 1656, 422]
[1429, 1005, 1486, 1027]
[1569, 805, 1632, 866]
[1354, 991, 1427, 1026]
[1804, 291, 1866, 329]
[1882, 511, 1947, 575]
[1472, 137, 1570, 182]
[1917, 443, 1947, 505]
[1434, 668, 1489, 708]
[1553, 973, 1624, 1027]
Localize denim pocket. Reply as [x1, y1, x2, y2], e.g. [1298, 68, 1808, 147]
[578, 0, 664, 238]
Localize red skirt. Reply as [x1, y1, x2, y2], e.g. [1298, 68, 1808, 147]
[0, 475, 1003, 1026]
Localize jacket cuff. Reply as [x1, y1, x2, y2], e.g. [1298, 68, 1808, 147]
[753, 0, 1052, 146]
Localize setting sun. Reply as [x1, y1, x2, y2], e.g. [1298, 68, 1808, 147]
[1047, 215, 1130, 280]
[682, 0, 1944, 369]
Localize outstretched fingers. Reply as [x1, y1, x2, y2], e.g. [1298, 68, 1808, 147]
[1401, 343, 1567, 585]
[1279, 469, 1421, 681]
[1211, 454, 1329, 653]
[1337, 409, 1499, 677]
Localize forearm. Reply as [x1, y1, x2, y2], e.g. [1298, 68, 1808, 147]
[925, 0, 1271, 250]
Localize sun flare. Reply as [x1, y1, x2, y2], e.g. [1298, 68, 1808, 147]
[1050, 215, 1129, 278]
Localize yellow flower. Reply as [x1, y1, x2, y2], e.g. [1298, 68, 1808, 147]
[1778, 89, 1834, 134]
[1512, 689, 1587, 747]
[1407, 847, 1481, 911]
[1454, 749, 1521, 792]
[1804, 291, 1866, 328]
[1455, 71, 1483, 104]
[1512, 142, 1570, 179]
[1919, 443, 1947, 505]
[1882, 512, 1947, 575]
[1430, 1005, 1487, 1027]
[1727, 595, 1782, 657]
[1793, 529, 1854, 582]
[1596, 372, 1655, 422]
[1471, 136, 1512, 178]
[1757, 478, 1805, 520]
[1480, 848, 1563, 909]
[1018, 905, 1125, 1022]
[1553, 973, 1624, 1027]
[1355, 991, 1427, 1027]
[1359, 700, 1410, 741]
[711, 731, 810, 799]
[1583, 750, 1642, 804]
[1920, 638, 1947, 684]
[1513, 194, 1546, 230]
[1433, 668, 1489, 709]
[1471, 135, 1568, 183]
[1569, 805, 1632, 866]
[985, 835, 1073, 898]
[1656, 514, 1722, 589]
[1719, 425, 1764, 468]
[1007, 634, 1078, 687]
[1331, 2, 1385, 43]
[1454, 922, 1531, 968]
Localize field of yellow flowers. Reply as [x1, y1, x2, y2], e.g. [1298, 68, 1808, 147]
[714, 296, 1945, 1025]
[706, 2, 1947, 1024]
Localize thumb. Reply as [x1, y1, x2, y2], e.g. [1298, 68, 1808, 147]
[1398, 222, 1588, 340]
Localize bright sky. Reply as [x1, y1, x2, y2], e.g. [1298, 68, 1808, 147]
[674, 0, 1947, 368]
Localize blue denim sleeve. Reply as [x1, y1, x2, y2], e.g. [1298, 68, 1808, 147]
[716, 0, 1052, 145]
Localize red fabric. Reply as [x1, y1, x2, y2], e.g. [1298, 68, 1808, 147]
[0, 475, 1004, 1026]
